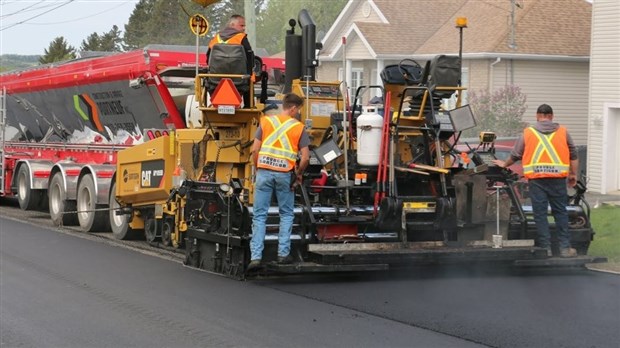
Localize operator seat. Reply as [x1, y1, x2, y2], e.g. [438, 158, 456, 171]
[207, 44, 252, 105]
[408, 55, 461, 118]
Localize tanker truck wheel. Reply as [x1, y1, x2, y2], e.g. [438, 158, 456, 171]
[77, 174, 110, 232]
[16, 165, 43, 211]
[48, 172, 78, 226]
[108, 181, 141, 240]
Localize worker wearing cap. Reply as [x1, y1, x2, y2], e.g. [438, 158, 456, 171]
[493, 104, 579, 258]
[249, 93, 310, 269]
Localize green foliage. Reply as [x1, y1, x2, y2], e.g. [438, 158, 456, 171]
[122, 0, 155, 50]
[39, 37, 75, 64]
[121, 0, 270, 51]
[589, 205, 620, 262]
[0, 55, 39, 72]
[80, 25, 123, 52]
[465, 84, 528, 138]
[256, 0, 347, 55]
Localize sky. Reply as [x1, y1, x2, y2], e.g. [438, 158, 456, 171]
[0, 0, 139, 55]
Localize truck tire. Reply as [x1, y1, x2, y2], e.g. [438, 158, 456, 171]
[16, 165, 42, 211]
[48, 172, 78, 226]
[77, 174, 110, 232]
[109, 181, 141, 240]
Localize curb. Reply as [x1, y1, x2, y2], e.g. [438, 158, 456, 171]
[586, 265, 620, 275]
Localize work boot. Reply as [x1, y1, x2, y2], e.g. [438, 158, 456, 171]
[277, 255, 294, 264]
[560, 248, 577, 258]
[247, 260, 262, 270]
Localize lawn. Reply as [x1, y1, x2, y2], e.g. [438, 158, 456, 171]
[588, 205, 620, 263]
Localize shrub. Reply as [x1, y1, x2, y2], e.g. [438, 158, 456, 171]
[465, 84, 527, 138]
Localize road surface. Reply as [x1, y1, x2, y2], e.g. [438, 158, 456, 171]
[1, 206, 618, 347]
[0, 216, 483, 347]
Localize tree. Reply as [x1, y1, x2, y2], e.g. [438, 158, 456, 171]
[122, 0, 303, 53]
[81, 33, 103, 52]
[100, 25, 124, 51]
[122, 0, 246, 50]
[39, 37, 75, 64]
[256, 0, 347, 55]
[81, 26, 123, 52]
[465, 85, 528, 138]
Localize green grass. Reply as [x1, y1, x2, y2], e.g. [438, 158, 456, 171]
[588, 205, 620, 262]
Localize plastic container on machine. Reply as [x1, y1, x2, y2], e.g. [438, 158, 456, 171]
[356, 106, 383, 166]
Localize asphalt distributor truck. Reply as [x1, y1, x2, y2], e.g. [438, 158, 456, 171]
[111, 10, 603, 279]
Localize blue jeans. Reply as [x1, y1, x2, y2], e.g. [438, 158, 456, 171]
[250, 169, 295, 260]
[528, 178, 571, 249]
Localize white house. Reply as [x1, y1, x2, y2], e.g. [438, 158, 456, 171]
[587, 0, 620, 194]
[317, 0, 592, 144]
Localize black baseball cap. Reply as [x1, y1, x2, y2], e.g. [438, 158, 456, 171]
[536, 104, 553, 115]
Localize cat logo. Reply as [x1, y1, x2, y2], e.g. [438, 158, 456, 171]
[141, 170, 152, 187]
[140, 160, 165, 188]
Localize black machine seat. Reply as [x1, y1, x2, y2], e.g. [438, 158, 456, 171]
[426, 55, 460, 99]
[405, 55, 461, 118]
[380, 55, 461, 119]
[380, 63, 423, 85]
[207, 44, 251, 96]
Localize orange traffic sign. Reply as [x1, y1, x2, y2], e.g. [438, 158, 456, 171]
[210, 78, 242, 109]
[189, 14, 209, 37]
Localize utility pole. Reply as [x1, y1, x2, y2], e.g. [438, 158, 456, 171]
[509, 0, 517, 50]
[244, 0, 256, 48]
[509, 0, 518, 85]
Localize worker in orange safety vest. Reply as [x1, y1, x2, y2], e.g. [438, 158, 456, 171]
[206, 14, 254, 107]
[206, 14, 253, 67]
[248, 93, 310, 269]
[493, 104, 579, 258]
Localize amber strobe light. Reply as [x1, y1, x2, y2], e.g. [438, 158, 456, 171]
[456, 17, 468, 28]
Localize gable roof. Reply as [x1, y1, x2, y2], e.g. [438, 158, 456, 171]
[321, 0, 591, 59]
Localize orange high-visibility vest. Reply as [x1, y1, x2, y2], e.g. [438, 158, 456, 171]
[208, 32, 246, 50]
[208, 32, 255, 82]
[257, 115, 304, 172]
[522, 126, 570, 179]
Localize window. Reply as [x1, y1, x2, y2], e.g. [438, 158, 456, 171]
[339, 67, 364, 97]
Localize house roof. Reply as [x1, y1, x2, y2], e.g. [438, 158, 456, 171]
[322, 0, 591, 59]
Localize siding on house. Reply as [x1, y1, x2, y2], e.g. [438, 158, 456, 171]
[587, 0, 620, 193]
[345, 35, 373, 59]
[323, 2, 383, 56]
[467, 60, 490, 94]
[491, 60, 590, 145]
[317, 62, 340, 82]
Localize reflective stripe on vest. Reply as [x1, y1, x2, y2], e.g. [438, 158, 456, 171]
[260, 117, 299, 160]
[208, 33, 246, 49]
[522, 127, 570, 178]
[258, 116, 302, 171]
